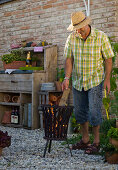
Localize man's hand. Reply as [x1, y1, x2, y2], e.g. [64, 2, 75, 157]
[62, 79, 69, 91]
[104, 78, 110, 94]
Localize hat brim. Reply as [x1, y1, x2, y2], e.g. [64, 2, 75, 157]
[67, 17, 91, 31]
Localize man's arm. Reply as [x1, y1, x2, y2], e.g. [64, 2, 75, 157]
[62, 58, 73, 91]
[104, 58, 112, 94]
[65, 58, 73, 78]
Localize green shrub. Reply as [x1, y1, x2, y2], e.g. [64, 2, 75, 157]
[107, 127, 118, 140]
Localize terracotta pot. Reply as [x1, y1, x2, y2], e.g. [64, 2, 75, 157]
[12, 96, 20, 103]
[2, 111, 11, 124]
[109, 138, 118, 149]
[4, 94, 11, 102]
[105, 152, 118, 164]
[3, 61, 36, 69]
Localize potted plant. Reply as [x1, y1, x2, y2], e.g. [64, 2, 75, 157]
[104, 127, 118, 164]
[1, 48, 36, 69]
[1, 48, 26, 69]
[107, 127, 118, 149]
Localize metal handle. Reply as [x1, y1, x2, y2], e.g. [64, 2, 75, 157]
[11, 80, 18, 83]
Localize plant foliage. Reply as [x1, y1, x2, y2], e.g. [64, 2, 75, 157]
[56, 68, 65, 82]
[102, 39, 118, 116]
[107, 127, 118, 140]
[1, 49, 26, 64]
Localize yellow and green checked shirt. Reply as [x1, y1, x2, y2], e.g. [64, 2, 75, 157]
[64, 27, 114, 91]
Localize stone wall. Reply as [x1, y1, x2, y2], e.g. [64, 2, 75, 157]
[0, 0, 117, 70]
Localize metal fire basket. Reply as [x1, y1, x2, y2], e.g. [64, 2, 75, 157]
[41, 105, 73, 157]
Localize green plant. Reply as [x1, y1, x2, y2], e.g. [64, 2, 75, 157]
[56, 67, 65, 82]
[100, 118, 116, 135]
[100, 133, 116, 156]
[1, 48, 26, 64]
[107, 127, 118, 140]
[70, 112, 80, 133]
[102, 40, 118, 116]
[98, 119, 117, 156]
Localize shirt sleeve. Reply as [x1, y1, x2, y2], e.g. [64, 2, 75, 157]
[102, 33, 114, 59]
[64, 34, 72, 59]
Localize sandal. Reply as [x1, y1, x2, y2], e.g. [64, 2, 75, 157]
[72, 139, 90, 150]
[85, 143, 100, 155]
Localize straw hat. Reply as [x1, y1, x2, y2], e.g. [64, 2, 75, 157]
[67, 11, 91, 31]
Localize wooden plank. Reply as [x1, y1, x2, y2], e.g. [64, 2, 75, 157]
[0, 102, 20, 106]
[0, 81, 32, 92]
[0, 74, 32, 81]
[32, 72, 46, 129]
[59, 88, 70, 106]
[28, 103, 32, 128]
[23, 104, 28, 127]
[45, 46, 57, 82]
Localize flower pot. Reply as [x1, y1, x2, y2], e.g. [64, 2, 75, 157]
[2, 111, 11, 124]
[3, 61, 36, 69]
[109, 138, 118, 149]
[105, 152, 118, 164]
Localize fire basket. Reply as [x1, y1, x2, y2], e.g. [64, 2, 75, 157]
[41, 105, 73, 157]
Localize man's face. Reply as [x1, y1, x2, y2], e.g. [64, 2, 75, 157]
[76, 25, 90, 39]
[76, 26, 87, 35]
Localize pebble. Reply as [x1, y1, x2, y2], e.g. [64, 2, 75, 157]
[0, 126, 118, 170]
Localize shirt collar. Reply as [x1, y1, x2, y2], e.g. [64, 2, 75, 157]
[75, 27, 96, 39]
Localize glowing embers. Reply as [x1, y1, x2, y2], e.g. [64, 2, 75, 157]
[42, 105, 73, 140]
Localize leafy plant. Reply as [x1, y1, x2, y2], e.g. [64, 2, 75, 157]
[56, 68, 65, 82]
[107, 127, 118, 140]
[70, 112, 80, 133]
[100, 133, 116, 156]
[1, 48, 26, 64]
[61, 134, 94, 145]
[102, 40, 118, 116]
[100, 118, 116, 135]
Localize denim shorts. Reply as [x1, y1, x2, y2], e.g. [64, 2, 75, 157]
[72, 82, 103, 126]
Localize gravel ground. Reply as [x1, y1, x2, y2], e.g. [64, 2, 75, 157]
[0, 125, 118, 170]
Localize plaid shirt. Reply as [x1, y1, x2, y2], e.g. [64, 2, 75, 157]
[64, 27, 114, 91]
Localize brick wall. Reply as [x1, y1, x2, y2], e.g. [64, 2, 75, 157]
[0, 0, 117, 70]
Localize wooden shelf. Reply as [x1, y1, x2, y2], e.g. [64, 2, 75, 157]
[1, 123, 23, 128]
[0, 102, 20, 106]
[0, 45, 57, 129]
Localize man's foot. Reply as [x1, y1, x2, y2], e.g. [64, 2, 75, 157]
[85, 143, 100, 155]
[72, 139, 90, 150]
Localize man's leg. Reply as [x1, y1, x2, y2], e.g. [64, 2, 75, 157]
[85, 82, 103, 154]
[80, 122, 90, 143]
[92, 125, 100, 145]
[72, 87, 90, 150]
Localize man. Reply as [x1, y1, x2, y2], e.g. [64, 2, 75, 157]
[62, 11, 114, 154]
